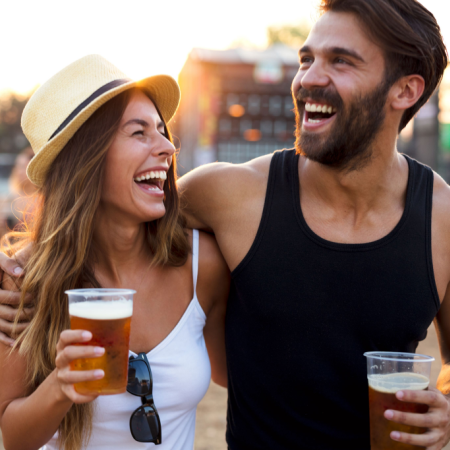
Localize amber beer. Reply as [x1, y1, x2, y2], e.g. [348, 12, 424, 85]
[67, 289, 135, 396]
[368, 373, 429, 450]
[364, 352, 434, 450]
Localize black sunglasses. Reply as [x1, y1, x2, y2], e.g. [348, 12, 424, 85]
[127, 353, 162, 444]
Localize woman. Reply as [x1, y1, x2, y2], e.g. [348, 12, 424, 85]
[0, 55, 229, 450]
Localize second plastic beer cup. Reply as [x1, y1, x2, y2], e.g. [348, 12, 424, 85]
[364, 351, 434, 450]
[66, 288, 135, 395]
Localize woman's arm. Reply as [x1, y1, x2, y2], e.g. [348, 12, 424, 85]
[196, 231, 230, 388]
[0, 330, 105, 450]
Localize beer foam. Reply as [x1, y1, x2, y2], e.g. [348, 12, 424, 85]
[69, 300, 133, 320]
[368, 373, 429, 393]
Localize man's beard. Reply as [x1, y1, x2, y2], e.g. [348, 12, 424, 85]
[294, 80, 391, 172]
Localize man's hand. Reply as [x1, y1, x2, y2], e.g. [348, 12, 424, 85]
[385, 388, 450, 449]
[0, 251, 32, 346]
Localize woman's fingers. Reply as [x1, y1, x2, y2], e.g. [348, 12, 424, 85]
[60, 385, 100, 405]
[56, 345, 105, 369]
[56, 329, 92, 353]
[58, 368, 104, 385]
[56, 330, 105, 368]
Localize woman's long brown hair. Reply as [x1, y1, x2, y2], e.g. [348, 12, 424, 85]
[2, 87, 189, 450]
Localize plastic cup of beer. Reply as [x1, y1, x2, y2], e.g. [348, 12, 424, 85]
[364, 351, 434, 450]
[66, 288, 135, 396]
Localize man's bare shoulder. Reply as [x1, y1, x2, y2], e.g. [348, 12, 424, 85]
[179, 153, 278, 231]
[433, 172, 450, 224]
[179, 153, 273, 194]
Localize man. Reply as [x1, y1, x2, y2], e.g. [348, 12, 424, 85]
[1, 0, 450, 448]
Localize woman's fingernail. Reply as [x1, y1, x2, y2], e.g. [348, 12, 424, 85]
[385, 410, 394, 419]
[396, 391, 404, 399]
[13, 267, 23, 275]
[81, 331, 92, 341]
[94, 370, 104, 379]
[391, 431, 401, 440]
[94, 347, 105, 356]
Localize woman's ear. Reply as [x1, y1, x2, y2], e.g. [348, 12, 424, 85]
[390, 74, 425, 112]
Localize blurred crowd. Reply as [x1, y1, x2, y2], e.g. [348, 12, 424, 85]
[0, 147, 37, 238]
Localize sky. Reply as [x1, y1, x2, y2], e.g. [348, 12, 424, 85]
[1, 0, 449, 95]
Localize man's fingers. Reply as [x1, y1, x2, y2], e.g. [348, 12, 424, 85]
[0, 290, 23, 306]
[390, 429, 439, 447]
[0, 331, 15, 347]
[0, 304, 33, 322]
[15, 244, 32, 269]
[397, 389, 446, 408]
[0, 319, 27, 338]
[385, 409, 441, 428]
[0, 253, 24, 278]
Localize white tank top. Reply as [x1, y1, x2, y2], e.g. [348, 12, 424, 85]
[43, 230, 211, 449]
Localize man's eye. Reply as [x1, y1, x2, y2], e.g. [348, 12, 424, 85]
[335, 58, 349, 65]
[300, 57, 313, 64]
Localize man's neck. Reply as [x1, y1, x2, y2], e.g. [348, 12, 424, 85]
[299, 141, 408, 216]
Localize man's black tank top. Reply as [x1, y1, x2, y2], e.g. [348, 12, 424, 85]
[225, 149, 440, 450]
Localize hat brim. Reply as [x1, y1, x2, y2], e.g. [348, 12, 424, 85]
[27, 74, 180, 187]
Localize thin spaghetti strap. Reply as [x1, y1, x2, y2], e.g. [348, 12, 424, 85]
[192, 229, 199, 296]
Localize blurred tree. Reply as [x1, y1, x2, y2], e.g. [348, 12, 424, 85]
[267, 22, 311, 48]
[0, 92, 30, 154]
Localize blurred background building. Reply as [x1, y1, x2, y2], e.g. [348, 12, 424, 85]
[174, 45, 299, 174]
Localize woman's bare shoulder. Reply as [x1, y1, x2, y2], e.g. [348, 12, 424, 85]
[0, 344, 28, 418]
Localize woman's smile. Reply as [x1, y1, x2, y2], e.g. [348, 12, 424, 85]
[133, 167, 167, 197]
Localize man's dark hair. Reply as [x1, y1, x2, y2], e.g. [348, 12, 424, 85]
[320, 0, 448, 132]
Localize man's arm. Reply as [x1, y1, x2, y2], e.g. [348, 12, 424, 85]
[383, 175, 450, 449]
[178, 155, 272, 271]
[0, 251, 32, 346]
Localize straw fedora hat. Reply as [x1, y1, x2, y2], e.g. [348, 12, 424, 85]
[22, 54, 180, 187]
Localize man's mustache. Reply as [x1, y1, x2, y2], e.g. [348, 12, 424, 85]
[294, 87, 344, 110]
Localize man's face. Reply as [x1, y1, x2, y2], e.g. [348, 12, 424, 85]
[292, 12, 392, 171]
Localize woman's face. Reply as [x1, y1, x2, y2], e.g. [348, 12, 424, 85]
[101, 89, 175, 224]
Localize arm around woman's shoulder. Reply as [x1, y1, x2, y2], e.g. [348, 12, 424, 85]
[196, 231, 230, 388]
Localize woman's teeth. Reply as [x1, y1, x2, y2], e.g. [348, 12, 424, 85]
[133, 170, 167, 182]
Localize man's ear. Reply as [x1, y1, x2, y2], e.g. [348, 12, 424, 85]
[390, 75, 425, 112]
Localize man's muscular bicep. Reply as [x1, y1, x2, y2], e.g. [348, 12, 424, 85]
[179, 162, 235, 232]
[435, 283, 450, 395]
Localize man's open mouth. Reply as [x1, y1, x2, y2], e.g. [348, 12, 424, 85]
[133, 170, 166, 191]
[304, 102, 337, 124]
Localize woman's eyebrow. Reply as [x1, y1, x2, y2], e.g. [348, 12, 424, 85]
[122, 119, 149, 128]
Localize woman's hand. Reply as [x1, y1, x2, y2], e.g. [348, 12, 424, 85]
[55, 330, 105, 404]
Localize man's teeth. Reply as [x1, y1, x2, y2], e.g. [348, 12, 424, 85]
[305, 103, 337, 114]
[133, 170, 167, 182]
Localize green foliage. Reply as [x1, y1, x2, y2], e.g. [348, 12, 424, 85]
[0, 92, 30, 154]
[267, 22, 311, 48]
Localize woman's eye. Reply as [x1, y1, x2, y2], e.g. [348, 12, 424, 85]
[132, 130, 144, 136]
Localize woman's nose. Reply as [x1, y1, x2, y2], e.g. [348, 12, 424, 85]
[152, 133, 176, 158]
